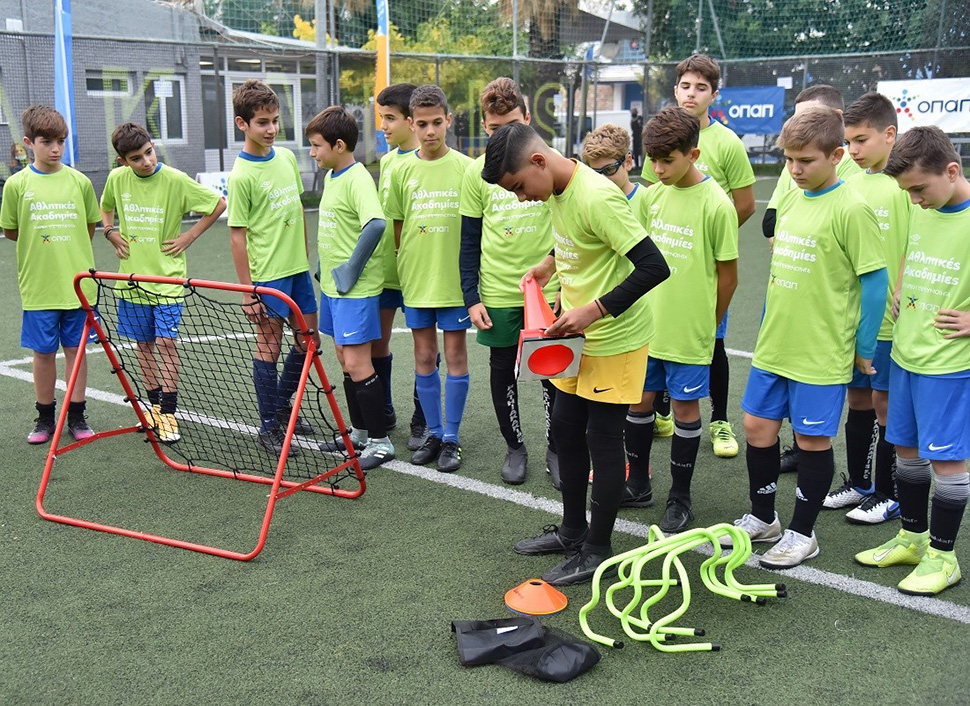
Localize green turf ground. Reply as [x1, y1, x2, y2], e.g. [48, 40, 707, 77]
[2, 177, 968, 705]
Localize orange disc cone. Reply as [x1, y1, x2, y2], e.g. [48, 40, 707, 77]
[505, 579, 569, 616]
[522, 278, 556, 331]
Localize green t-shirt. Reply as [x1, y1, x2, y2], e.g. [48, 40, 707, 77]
[845, 170, 914, 340]
[767, 151, 863, 209]
[378, 148, 414, 291]
[101, 164, 221, 301]
[226, 147, 307, 283]
[460, 154, 558, 307]
[318, 162, 386, 299]
[638, 176, 739, 364]
[754, 182, 885, 384]
[642, 119, 755, 198]
[551, 162, 653, 357]
[0, 166, 99, 310]
[892, 204, 970, 375]
[383, 148, 473, 308]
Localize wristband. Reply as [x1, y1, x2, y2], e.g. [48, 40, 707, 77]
[104, 226, 116, 238]
[594, 299, 607, 318]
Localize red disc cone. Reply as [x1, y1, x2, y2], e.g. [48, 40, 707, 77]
[527, 343, 575, 376]
[505, 579, 569, 616]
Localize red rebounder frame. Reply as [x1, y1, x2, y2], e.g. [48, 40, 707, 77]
[35, 271, 365, 561]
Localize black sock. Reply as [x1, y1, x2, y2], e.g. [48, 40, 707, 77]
[541, 379, 556, 453]
[844, 408, 877, 489]
[354, 373, 387, 439]
[147, 386, 162, 406]
[625, 410, 655, 490]
[35, 401, 55, 423]
[669, 418, 702, 502]
[371, 354, 394, 412]
[552, 393, 591, 536]
[586, 402, 629, 547]
[343, 373, 365, 431]
[160, 391, 178, 414]
[747, 440, 780, 523]
[654, 390, 670, 417]
[489, 346, 523, 449]
[873, 424, 896, 499]
[789, 447, 835, 537]
[929, 473, 969, 551]
[895, 456, 932, 534]
[67, 400, 86, 421]
[709, 338, 729, 423]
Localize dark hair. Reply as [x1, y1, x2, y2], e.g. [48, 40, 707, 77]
[480, 77, 527, 118]
[795, 84, 844, 111]
[642, 106, 700, 159]
[21, 105, 68, 141]
[111, 122, 153, 157]
[482, 122, 542, 184]
[884, 125, 961, 177]
[305, 106, 358, 151]
[377, 83, 418, 118]
[409, 84, 450, 116]
[232, 79, 279, 124]
[676, 54, 720, 92]
[777, 105, 844, 155]
[843, 92, 898, 130]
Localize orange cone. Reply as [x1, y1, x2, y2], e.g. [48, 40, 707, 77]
[505, 579, 569, 616]
[522, 277, 556, 331]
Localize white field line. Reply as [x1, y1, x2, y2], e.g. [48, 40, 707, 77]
[4, 349, 969, 626]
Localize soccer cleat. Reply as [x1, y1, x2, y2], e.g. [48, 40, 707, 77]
[719, 512, 783, 548]
[146, 404, 162, 429]
[513, 524, 588, 556]
[407, 421, 429, 451]
[823, 473, 874, 509]
[653, 412, 674, 438]
[320, 430, 367, 454]
[589, 462, 632, 485]
[897, 549, 961, 596]
[276, 405, 314, 435]
[660, 497, 693, 534]
[501, 444, 528, 485]
[384, 406, 397, 431]
[412, 434, 443, 465]
[546, 448, 561, 490]
[759, 529, 819, 569]
[854, 529, 928, 568]
[67, 416, 95, 442]
[359, 438, 395, 472]
[619, 481, 654, 508]
[845, 491, 901, 525]
[437, 441, 462, 473]
[156, 413, 181, 443]
[710, 420, 739, 458]
[27, 418, 55, 445]
[779, 443, 798, 474]
[542, 546, 616, 587]
[256, 426, 300, 457]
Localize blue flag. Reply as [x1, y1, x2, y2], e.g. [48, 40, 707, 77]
[54, 0, 78, 166]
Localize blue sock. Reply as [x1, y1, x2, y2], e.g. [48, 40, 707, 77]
[253, 359, 279, 432]
[443, 372, 470, 444]
[372, 354, 394, 411]
[414, 370, 443, 438]
[277, 346, 305, 408]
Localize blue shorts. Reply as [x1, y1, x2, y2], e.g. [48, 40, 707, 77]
[742, 366, 846, 437]
[22, 308, 93, 353]
[849, 340, 892, 391]
[319, 293, 382, 345]
[117, 300, 184, 342]
[886, 360, 970, 461]
[643, 357, 710, 400]
[254, 272, 318, 319]
[379, 288, 404, 311]
[403, 305, 472, 331]
[715, 309, 729, 340]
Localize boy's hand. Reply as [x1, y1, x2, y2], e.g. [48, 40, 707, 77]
[242, 294, 266, 322]
[891, 290, 901, 320]
[162, 231, 196, 256]
[107, 230, 130, 259]
[935, 308, 970, 338]
[546, 302, 599, 336]
[468, 303, 491, 330]
[854, 354, 875, 377]
[519, 256, 556, 291]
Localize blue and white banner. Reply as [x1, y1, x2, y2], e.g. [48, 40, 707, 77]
[878, 78, 970, 134]
[711, 86, 785, 135]
[54, 0, 78, 166]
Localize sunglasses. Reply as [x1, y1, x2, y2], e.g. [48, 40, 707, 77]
[590, 156, 627, 177]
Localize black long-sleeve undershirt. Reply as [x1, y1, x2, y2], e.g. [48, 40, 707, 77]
[598, 236, 670, 317]
[459, 215, 484, 308]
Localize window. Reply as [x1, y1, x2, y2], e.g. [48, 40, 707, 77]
[231, 81, 295, 143]
[145, 75, 186, 142]
[201, 75, 225, 150]
[85, 71, 133, 96]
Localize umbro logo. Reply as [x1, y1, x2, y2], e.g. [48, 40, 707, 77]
[408, 179, 419, 188]
[650, 203, 660, 213]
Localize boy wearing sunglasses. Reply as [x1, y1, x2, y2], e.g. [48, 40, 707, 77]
[581, 124, 642, 209]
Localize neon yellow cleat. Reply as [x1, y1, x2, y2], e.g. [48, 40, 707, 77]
[157, 412, 181, 443]
[146, 404, 161, 429]
[653, 413, 674, 438]
[897, 549, 961, 596]
[854, 529, 928, 567]
[710, 420, 739, 458]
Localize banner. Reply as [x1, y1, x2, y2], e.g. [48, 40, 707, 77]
[878, 78, 970, 134]
[711, 86, 785, 135]
[374, 0, 390, 152]
[54, 0, 78, 165]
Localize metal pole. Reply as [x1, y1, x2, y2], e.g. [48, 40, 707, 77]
[642, 0, 653, 116]
[315, 0, 328, 110]
[329, 0, 339, 103]
[932, 0, 947, 76]
[695, 0, 703, 53]
[707, 0, 726, 60]
[592, 0, 617, 130]
[512, 0, 520, 84]
[213, 45, 225, 171]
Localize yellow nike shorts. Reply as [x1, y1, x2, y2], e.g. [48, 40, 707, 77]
[551, 344, 649, 405]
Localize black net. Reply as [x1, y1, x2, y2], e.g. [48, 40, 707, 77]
[88, 274, 360, 493]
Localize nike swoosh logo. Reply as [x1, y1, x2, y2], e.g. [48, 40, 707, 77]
[872, 547, 894, 562]
[593, 387, 613, 394]
[928, 443, 953, 451]
[458, 315, 471, 322]
[683, 384, 703, 393]
[343, 330, 358, 337]
[801, 418, 825, 426]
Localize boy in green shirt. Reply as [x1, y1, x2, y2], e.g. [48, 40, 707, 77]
[459, 77, 559, 486]
[482, 123, 669, 585]
[0, 106, 100, 444]
[732, 106, 886, 569]
[384, 85, 473, 473]
[855, 126, 970, 595]
[581, 123, 643, 206]
[307, 107, 393, 471]
[628, 107, 739, 533]
[101, 122, 226, 443]
[227, 79, 319, 456]
[822, 93, 913, 522]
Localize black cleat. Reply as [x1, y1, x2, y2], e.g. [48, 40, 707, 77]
[660, 497, 693, 534]
[411, 434, 442, 465]
[779, 443, 799, 474]
[513, 524, 588, 556]
[384, 406, 397, 431]
[407, 421, 429, 451]
[257, 426, 300, 457]
[437, 440, 463, 473]
[277, 405, 314, 435]
[501, 445, 527, 484]
[542, 546, 616, 586]
[545, 448, 561, 490]
[619, 480, 654, 508]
